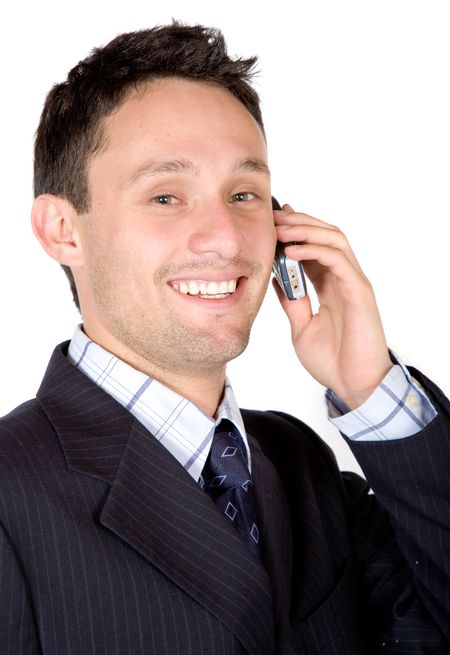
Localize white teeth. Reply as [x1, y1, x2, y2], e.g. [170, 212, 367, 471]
[188, 281, 199, 295]
[207, 281, 218, 295]
[218, 281, 228, 294]
[171, 278, 239, 297]
[199, 293, 229, 299]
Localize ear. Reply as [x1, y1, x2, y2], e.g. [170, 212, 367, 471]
[31, 194, 84, 267]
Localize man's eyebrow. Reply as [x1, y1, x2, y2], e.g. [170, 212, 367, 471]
[128, 159, 198, 185]
[127, 156, 271, 186]
[236, 158, 271, 177]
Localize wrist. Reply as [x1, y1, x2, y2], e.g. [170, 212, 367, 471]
[332, 362, 394, 411]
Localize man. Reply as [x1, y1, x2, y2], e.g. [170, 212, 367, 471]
[0, 22, 448, 655]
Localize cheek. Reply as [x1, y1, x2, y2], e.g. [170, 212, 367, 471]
[83, 223, 136, 295]
[123, 228, 177, 292]
[248, 221, 277, 262]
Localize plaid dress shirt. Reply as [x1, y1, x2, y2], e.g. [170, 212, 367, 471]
[68, 326, 436, 482]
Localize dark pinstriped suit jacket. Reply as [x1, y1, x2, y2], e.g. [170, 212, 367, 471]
[0, 342, 449, 654]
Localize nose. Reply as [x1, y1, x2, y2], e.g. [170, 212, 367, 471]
[188, 200, 245, 260]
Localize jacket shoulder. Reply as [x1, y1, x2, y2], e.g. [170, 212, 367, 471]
[0, 399, 56, 471]
[1, 396, 50, 432]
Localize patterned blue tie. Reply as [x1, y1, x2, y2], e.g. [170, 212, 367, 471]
[201, 419, 262, 560]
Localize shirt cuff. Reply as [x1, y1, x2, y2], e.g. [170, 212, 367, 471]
[325, 353, 437, 441]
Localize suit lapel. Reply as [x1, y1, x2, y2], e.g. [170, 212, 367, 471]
[37, 343, 275, 655]
[100, 419, 275, 654]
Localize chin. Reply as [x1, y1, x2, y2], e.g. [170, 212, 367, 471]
[167, 326, 251, 372]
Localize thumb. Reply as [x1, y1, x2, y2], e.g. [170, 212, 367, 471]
[271, 277, 313, 340]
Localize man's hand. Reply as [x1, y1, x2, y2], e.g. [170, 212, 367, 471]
[273, 204, 393, 410]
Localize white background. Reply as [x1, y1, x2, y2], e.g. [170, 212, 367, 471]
[0, 0, 448, 474]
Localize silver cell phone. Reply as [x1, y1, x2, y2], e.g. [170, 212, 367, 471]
[272, 196, 307, 300]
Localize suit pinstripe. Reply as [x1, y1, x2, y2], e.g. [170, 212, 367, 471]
[0, 342, 449, 654]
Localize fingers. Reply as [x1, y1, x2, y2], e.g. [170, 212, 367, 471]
[278, 222, 352, 251]
[273, 205, 362, 273]
[284, 243, 370, 293]
[272, 204, 372, 302]
[273, 205, 339, 231]
[271, 277, 314, 337]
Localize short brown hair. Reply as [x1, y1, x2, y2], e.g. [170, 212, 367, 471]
[33, 22, 264, 309]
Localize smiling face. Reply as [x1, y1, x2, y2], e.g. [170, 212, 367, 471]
[74, 78, 276, 381]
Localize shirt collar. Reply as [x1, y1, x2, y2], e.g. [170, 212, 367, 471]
[67, 325, 250, 481]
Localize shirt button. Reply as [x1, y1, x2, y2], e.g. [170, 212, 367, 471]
[406, 393, 419, 408]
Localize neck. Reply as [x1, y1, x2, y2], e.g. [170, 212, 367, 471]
[149, 366, 227, 418]
[81, 325, 226, 417]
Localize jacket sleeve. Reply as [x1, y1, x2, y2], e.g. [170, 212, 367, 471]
[344, 367, 450, 652]
[0, 520, 41, 654]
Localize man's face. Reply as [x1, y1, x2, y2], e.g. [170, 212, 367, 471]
[77, 78, 276, 377]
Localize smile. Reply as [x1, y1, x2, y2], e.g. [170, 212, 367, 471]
[169, 278, 239, 299]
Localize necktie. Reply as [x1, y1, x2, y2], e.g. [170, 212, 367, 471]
[201, 419, 262, 560]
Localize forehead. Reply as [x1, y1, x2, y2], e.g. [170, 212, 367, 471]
[95, 78, 267, 160]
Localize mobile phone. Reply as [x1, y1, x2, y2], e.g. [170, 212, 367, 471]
[271, 196, 307, 300]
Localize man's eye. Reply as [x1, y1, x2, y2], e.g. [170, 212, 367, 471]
[232, 191, 257, 203]
[151, 194, 177, 205]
